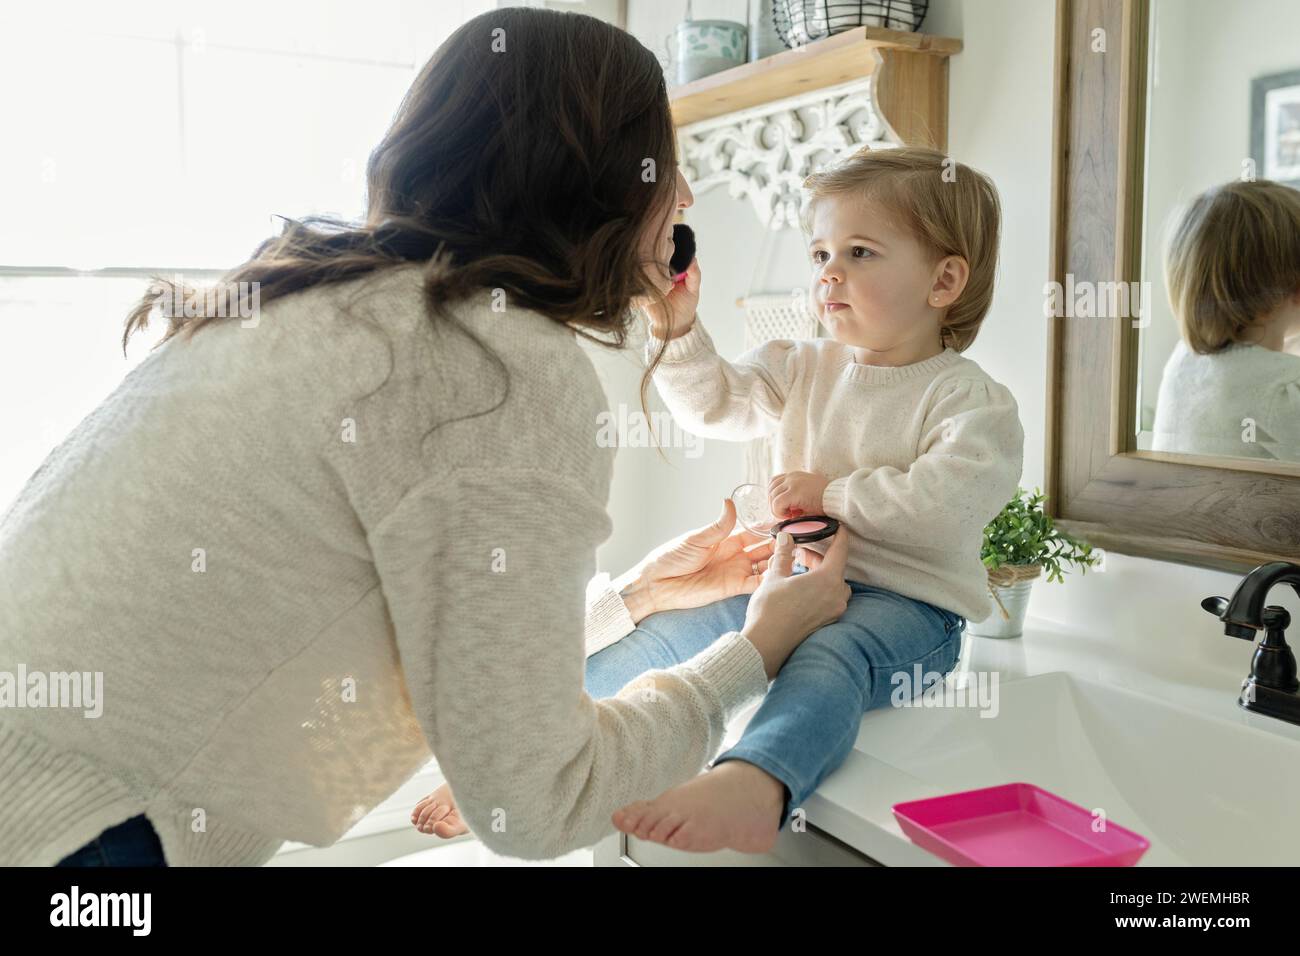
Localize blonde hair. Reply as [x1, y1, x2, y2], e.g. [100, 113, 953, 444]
[798, 145, 1001, 352]
[1164, 179, 1300, 354]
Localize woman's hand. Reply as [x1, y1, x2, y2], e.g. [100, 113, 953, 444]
[635, 258, 700, 342]
[613, 498, 775, 623]
[741, 528, 851, 679]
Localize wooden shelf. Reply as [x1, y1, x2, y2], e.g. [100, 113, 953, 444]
[669, 26, 961, 149]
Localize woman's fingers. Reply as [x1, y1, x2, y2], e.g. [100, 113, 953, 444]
[809, 527, 850, 577]
[714, 497, 737, 533]
[768, 532, 796, 577]
[717, 527, 774, 559]
[740, 558, 770, 592]
[741, 536, 774, 586]
[683, 257, 701, 294]
[686, 499, 735, 548]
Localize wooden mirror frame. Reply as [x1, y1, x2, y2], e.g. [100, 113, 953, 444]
[1045, 0, 1300, 574]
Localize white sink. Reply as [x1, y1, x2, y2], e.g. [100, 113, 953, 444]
[849, 670, 1300, 865]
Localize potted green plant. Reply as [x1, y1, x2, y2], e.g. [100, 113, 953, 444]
[970, 487, 1101, 638]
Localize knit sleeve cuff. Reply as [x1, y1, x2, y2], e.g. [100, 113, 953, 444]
[822, 475, 852, 521]
[644, 318, 712, 366]
[677, 631, 771, 722]
[584, 573, 637, 658]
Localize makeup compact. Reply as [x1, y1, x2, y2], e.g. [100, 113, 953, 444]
[771, 516, 840, 543]
[730, 482, 839, 544]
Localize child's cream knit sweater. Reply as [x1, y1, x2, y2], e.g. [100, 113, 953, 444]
[1150, 339, 1300, 459]
[647, 319, 1025, 622]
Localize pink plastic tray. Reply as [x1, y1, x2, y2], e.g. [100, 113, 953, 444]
[892, 782, 1150, 867]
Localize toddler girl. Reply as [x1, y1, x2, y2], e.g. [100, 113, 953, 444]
[412, 145, 1025, 855]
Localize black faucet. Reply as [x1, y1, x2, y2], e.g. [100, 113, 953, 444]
[1202, 561, 1300, 725]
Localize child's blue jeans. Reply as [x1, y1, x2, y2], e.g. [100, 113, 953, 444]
[585, 570, 966, 830]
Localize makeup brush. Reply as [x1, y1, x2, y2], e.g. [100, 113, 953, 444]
[669, 223, 695, 281]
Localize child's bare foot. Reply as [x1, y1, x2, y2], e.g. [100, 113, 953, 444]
[410, 782, 469, 838]
[611, 759, 786, 854]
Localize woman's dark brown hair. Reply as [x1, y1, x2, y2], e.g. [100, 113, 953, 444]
[121, 7, 680, 443]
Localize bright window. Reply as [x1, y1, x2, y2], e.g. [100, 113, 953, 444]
[0, 0, 493, 506]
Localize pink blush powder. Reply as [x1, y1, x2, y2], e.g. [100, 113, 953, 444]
[780, 520, 827, 534]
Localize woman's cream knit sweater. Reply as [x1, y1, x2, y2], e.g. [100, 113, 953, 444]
[0, 263, 769, 866]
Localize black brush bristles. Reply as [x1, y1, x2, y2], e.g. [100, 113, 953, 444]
[669, 223, 696, 279]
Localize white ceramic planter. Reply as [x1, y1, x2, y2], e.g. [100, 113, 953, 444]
[968, 577, 1035, 639]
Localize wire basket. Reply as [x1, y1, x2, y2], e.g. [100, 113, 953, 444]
[772, 0, 928, 47]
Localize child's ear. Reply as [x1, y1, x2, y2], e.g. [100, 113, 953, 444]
[929, 255, 970, 308]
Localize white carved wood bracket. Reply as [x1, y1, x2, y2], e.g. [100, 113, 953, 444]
[676, 79, 900, 230]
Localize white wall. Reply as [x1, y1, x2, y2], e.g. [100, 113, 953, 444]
[599, 0, 1300, 644]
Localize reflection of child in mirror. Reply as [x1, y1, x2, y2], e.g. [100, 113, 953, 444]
[1152, 179, 1300, 458]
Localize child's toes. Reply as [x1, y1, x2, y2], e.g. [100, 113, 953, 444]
[432, 813, 468, 838]
[615, 800, 666, 838]
[415, 803, 449, 830]
[612, 800, 649, 833]
[645, 811, 685, 844]
[666, 821, 697, 849]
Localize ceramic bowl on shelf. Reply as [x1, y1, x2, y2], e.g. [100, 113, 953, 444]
[672, 19, 748, 85]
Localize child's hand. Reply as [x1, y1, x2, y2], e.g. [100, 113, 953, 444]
[410, 782, 470, 838]
[636, 258, 700, 342]
[768, 471, 831, 519]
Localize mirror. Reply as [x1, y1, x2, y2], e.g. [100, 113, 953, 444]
[1047, 0, 1300, 572]
[1134, 0, 1300, 464]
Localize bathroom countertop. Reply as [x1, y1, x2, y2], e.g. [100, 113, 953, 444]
[719, 615, 1300, 866]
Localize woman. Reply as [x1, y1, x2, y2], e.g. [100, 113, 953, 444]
[0, 7, 849, 867]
